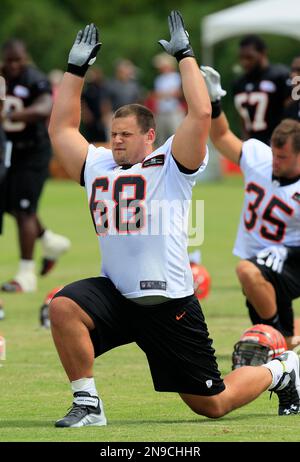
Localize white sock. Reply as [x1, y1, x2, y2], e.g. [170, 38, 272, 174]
[18, 259, 35, 273]
[41, 229, 50, 240]
[263, 359, 284, 390]
[71, 377, 98, 397]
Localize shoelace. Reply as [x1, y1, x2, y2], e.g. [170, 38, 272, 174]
[64, 403, 90, 419]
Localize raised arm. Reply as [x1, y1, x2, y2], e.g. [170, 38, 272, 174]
[48, 24, 101, 183]
[158, 11, 211, 170]
[201, 66, 243, 165]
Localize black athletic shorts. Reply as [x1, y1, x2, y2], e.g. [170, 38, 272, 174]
[4, 164, 49, 214]
[245, 256, 300, 336]
[53, 277, 225, 396]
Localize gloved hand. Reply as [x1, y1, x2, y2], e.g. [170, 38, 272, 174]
[200, 66, 227, 102]
[256, 245, 288, 273]
[158, 10, 194, 62]
[67, 23, 101, 77]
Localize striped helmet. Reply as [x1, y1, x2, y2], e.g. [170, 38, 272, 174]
[232, 324, 287, 369]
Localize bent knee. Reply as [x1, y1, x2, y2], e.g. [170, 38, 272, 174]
[49, 297, 74, 325]
[189, 403, 226, 419]
[236, 260, 261, 285]
[49, 296, 95, 330]
[180, 394, 227, 419]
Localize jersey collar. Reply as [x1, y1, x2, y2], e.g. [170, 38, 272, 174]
[272, 174, 300, 186]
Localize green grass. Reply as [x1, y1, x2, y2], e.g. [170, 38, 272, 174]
[0, 176, 300, 442]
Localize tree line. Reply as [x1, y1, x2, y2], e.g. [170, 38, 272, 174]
[1, 0, 299, 133]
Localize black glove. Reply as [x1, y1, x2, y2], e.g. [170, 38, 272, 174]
[67, 23, 102, 77]
[158, 10, 194, 63]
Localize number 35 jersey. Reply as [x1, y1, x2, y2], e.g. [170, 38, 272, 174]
[233, 138, 300, 259]
[83, 136, 208, 299]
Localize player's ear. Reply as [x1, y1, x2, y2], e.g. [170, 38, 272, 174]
[147, 128, 156, 145]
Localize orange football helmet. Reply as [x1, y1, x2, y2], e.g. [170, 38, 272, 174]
[232, 324, 287, 369]
[190, 262, 211, 300]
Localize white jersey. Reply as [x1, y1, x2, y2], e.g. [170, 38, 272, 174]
[83, 136, 208, 299]
[233, 138, 300, 259]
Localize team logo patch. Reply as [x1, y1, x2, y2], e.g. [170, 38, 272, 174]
[245, 83, 254, 92]
[19, 198, 31, 209]
[259, 80, 276, 92]
[142, 154, 165, 168]
[292, 192, 300, 204]
[14, 85, 29, 98]
[36, 81, 49, 90]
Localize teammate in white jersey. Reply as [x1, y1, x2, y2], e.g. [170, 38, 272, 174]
[202, 66, 300, 349]
[48, 14, 300, 427]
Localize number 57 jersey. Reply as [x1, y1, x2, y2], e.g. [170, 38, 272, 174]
[233, 138, 300, 259]
[83, 136, 208, 299]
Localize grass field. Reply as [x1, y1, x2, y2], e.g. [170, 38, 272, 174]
[0, 175, 300, 443]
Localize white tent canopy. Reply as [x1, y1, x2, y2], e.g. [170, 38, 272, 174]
[202, 0, 300, 64]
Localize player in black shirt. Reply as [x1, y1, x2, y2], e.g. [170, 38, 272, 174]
[1, 39, 70, 293]
[0, 75, 6, 319]
[0, 76, 7, 236]
[284, 55, 300, 121]
[81, 67, 111, 144]
[233, 35, 290, 145]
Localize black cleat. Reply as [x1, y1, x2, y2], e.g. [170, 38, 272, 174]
[40, 258, 56, 276]
[271, 351, 300, 415]
[1, 280, 23, 293]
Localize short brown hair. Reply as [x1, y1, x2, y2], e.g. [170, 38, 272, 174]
[271, 119, 300, 154]
[113, 104, 156, 133]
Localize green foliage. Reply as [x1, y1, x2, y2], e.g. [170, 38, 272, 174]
[0, 0, 81, 72]
[0, 0, 299, 131]
[0, 1, 275, 76]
